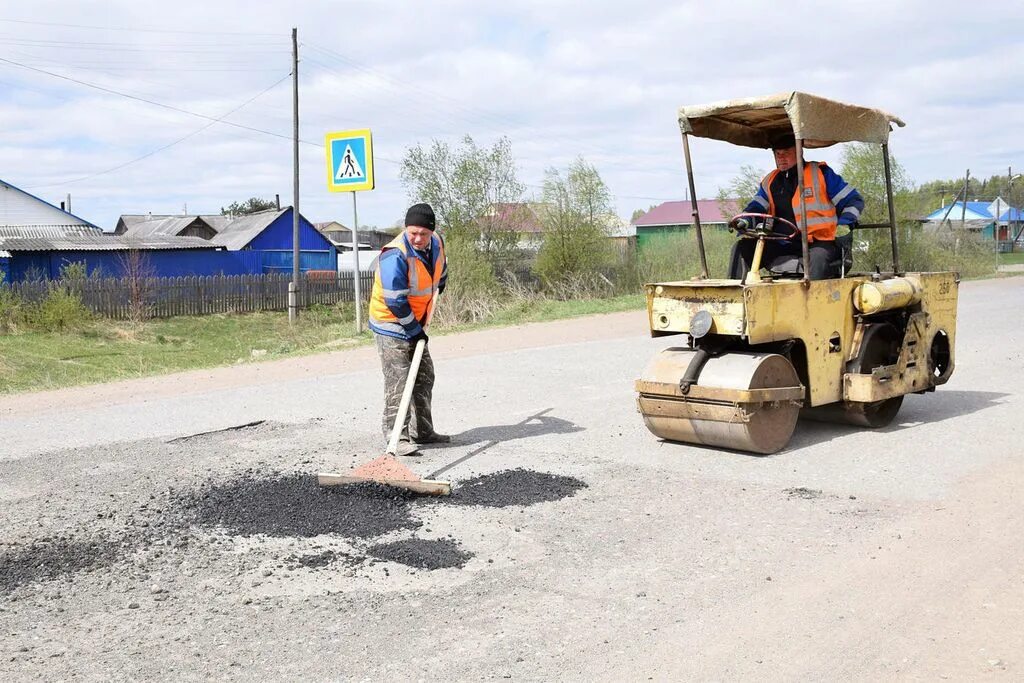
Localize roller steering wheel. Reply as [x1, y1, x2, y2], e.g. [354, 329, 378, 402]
[728, 212, 800, 241]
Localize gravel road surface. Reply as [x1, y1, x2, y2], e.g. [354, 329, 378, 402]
[0, 277, 1021, 680]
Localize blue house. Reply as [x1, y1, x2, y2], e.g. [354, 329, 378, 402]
[1, 234, 239, 282]
[211, 207, 337, 273]
[922, 199, 1021, 242]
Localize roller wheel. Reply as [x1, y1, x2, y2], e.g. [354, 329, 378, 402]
[637, 350, 802, 454]
[803, 323, 904, 428]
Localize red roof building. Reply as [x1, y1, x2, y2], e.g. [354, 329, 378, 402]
[633, 199, 739, 228]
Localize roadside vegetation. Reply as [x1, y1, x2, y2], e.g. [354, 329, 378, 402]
[1, 136, 1014, 394]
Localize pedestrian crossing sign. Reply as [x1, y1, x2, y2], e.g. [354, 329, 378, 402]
[325, 129, 374, 192]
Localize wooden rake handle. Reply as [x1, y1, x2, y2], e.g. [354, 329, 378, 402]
[385, 290, 438, 455]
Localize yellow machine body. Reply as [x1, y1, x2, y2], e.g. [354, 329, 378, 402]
[636, 272, 958, 453]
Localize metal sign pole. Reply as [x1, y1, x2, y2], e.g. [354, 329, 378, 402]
[351, 191, 363, 333]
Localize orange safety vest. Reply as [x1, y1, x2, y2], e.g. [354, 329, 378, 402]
[762, 162, 838, 242]
[369, 233, 445, 334]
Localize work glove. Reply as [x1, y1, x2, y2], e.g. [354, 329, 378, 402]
[410, 329, 429, 345]
[732, 218, 750, 232]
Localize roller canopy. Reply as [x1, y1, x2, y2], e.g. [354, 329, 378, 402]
[678, 91, 905, 149]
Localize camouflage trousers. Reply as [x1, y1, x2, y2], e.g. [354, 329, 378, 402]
[374, 332, 435, 442]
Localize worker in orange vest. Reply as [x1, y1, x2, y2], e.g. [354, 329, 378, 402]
[728, 133, 864, 280]
[368, 203, 450, 457]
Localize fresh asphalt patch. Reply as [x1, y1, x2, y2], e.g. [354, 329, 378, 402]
[443, 468, 587, 508]
[368, 538, 473, 570]
[176, 472, 422, 539]
[0, 535, 125, 592]
[0, 467, 587, 589]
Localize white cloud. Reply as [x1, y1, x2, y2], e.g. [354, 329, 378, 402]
[0, 0, 1022, 231]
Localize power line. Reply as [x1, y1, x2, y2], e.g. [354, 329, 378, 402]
[0, 17, 283, 36]
[25, 74, 292, 189]
[0, 55, 312, 144]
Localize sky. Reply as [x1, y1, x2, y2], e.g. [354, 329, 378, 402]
[0, 0, 1021, 232]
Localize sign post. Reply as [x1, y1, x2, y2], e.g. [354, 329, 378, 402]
[326, 129, 375, 333]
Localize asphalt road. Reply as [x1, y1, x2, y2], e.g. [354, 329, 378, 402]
[0, 276, 1021, 680]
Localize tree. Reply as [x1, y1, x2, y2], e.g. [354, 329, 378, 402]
[400, 135, 525, 245]
[838, 142, 926, 225]
[534, 157, 617, 283]
[221, 197, 278, 216]
[716, 164, 766, 216]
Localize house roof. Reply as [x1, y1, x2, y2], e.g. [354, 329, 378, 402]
[999, 207, 1024, 222]
[633, 199, 740, 227]
[0, 234, 219, 252]
[481, 203, 546, 233]
[210, 208, 288, 250]
[0, 225, 105, 239]
[120, 216, 204, 239]
[1, 179, 102, 231]
[923, 202, 995, 221]
[314, 220, 349, 231]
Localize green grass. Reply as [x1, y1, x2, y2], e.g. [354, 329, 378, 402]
[0, 295, 646, 395]
[998, 251, 1024, 265]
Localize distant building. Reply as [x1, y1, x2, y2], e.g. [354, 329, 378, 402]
[0, 233, 229, 282]
[921, 198, 1022, 242]
[632, 199, 739, 250]
[115, 214, 227, 240]
[211, 208, 336, 272]
[314, 221, 392, 250]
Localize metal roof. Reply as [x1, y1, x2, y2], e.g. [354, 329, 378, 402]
[634, 199, 740, 227]
[121, 216, 204, 239]
[0, 225, 104, 239]
[923, 202, 995, 221]
[0, 234, 220, 252]
[210, 208, 287, 250]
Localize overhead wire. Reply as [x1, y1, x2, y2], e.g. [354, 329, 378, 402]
[25, 73, 293, 189]
[0, 17, 283, 37]
[301, 44, 682, 201]
[0, 55, 314, 145]
[1, 26, 681, 203]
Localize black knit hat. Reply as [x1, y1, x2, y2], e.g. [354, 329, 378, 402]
[404, 203, 436, 231]
[771, 132, 797, 150]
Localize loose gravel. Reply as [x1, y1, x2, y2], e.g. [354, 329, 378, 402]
[368, 538, 473, 570]
[0, 535, 125, 592]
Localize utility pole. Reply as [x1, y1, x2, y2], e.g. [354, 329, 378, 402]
[960, 169, 970, 231]
[289, 27, 300, 325]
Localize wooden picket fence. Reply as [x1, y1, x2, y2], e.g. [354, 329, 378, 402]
[2, 272, 375, 320]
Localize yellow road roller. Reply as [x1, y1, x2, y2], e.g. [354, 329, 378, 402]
[636, 92, 958, 454]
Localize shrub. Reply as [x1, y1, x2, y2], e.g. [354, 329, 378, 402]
[0, 286, 23, 334]
[25, 283, 92, 332]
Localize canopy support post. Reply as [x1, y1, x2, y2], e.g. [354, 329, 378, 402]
[795, 139, 810, 283]
[882, 143, 901, 274]
[681, 133, 709, 279]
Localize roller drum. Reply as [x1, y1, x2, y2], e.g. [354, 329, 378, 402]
[636, 349, 802, 454]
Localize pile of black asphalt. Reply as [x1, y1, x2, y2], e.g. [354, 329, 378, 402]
[442, 468, 588, 508]
[175, 471, 421, 539]
[0, 468, 587, 587]
[0, 535, 125, 592]
[367, 538, 472, 570]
